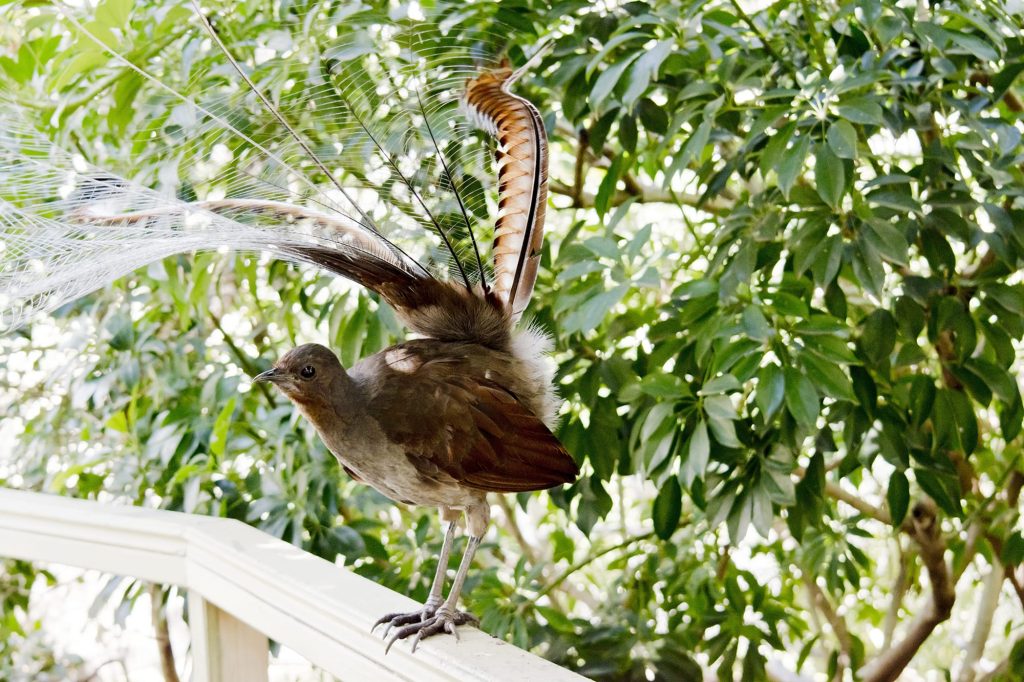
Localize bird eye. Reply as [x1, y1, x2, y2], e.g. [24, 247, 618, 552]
[300, 365, 316, 379]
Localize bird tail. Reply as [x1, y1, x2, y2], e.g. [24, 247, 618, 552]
[463, 56, 549, 321]
[0, 121, 511, 346]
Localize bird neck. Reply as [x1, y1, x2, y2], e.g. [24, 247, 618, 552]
[293, 369, 366, 433]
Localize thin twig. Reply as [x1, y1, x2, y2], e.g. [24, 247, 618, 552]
[881, 542, 909, 651]
[803, 573, 853, 675]
[209, 311, 275, 406]
[149, 583, 181, 682]
[534, 532, 655, 602]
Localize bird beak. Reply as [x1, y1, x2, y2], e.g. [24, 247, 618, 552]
[253, 367, 281, 384]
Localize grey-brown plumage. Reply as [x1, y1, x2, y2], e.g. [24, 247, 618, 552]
[251, 54, 576, 651]
[257, 339, 575, 509]
[257, 321, 577, 651]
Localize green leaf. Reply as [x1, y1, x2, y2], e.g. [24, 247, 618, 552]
[595, 154, 625, 216]
[640, 373, 690, 399]
[622, 40, 673, 107]
[700, 374, 741, 395]
[759, 121, 796, 176]
[784, 368, 819, 428]
[741, 305, 772, 341]
[776, 134, 811, 198]
[836, 97, 884, 125]
[209, 396, 236, 457]
[863, 220, 909, 266]
[681, 420, 710, 487]
[914, 468, 962, 517]
[1000, 394, 1024, 442]
[674, 118, 712, 174]
[909, 375, 936, 427]
[861, 310, 897, 364]
[814, 143, 845, 208]
[964, 359, 1017, 404]
[105, 411, 129, 434]
[705, 393, 741, 448]
[827, 120, 858, 159]
[948, 29, 998, 61]
[750, 484, 773, 538]
[887, 470, 909, 527]
[800, 352, 856, 401]
[590, 53, 641, 109]
[756, 364, 785, 419]
[562, 284, 628, 333]
[329, 525, 366, 560]
[653, 476, 682, 540]
[1002, 531, 1024, 566]
[636, 98, 669, 134]
[96, 0, 133, 28]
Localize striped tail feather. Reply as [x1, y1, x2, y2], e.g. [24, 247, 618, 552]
[463, 64, 549, 319]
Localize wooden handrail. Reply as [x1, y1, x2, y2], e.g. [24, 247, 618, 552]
[0, 488, 586, 682]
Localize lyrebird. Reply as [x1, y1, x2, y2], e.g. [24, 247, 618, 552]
[0, 1, 577, 651]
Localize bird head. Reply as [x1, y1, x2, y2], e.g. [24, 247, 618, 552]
[253, 343, 346, 406]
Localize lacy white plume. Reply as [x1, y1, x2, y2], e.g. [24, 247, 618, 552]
[0, 1, 515, 330]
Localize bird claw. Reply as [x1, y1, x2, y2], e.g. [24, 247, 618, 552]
[372, 597, 443, 637]
[383, 607, 478, 654]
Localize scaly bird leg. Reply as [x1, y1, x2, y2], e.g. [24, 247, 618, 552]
[385, 500, 488, 653]
[373, 519, 457, 635]
[386, 536, 481, 653]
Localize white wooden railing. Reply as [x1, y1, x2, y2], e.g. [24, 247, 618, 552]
[0, 488, 586, 682]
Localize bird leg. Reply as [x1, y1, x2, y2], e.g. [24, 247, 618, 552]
[373, 520, 457, 635]
[385, 535, 481, 653]
[384, 500, 488, 653]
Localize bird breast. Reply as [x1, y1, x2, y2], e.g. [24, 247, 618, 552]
[314, 414, 480, 509]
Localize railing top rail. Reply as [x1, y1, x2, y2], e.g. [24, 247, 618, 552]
[0, 487, 587, 682]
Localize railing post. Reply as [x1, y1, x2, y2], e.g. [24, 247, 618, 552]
[188, 589, 269, 682]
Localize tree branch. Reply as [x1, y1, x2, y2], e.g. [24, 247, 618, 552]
[956, 557, 1004, 682]
[861, 500, 955, 682]
[794, 466, 893, 525]
[881, 543, 909, 651]
[803, 573, 853, 673]
[550, 179, 729, 213]
[149, 584, 181, 682]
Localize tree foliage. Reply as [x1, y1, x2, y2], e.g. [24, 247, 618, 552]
[2, 0, 1024, 679]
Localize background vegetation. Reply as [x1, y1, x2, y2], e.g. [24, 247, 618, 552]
[2, 0, 1024, 679]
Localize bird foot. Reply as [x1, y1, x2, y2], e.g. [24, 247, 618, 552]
[372, 596, 443, 636]
[383, 606, 478, 654]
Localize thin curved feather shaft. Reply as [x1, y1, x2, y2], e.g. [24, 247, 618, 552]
[416, 89, 488, 292]
[463, 67, 548, 318]
[69, 197, 395, 262]
[333, 89, 473, 291]
[191, 3, 370, 228]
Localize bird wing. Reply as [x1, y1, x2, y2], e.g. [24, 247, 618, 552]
[364, 347, 578, 494]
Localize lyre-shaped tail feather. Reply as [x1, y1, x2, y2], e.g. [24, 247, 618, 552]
[464, 65, 549, 319]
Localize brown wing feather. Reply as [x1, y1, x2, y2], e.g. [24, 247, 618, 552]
[453, 381, 578, 492]
[364, 345, 578, 494]
[464, 67, 548, 319]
